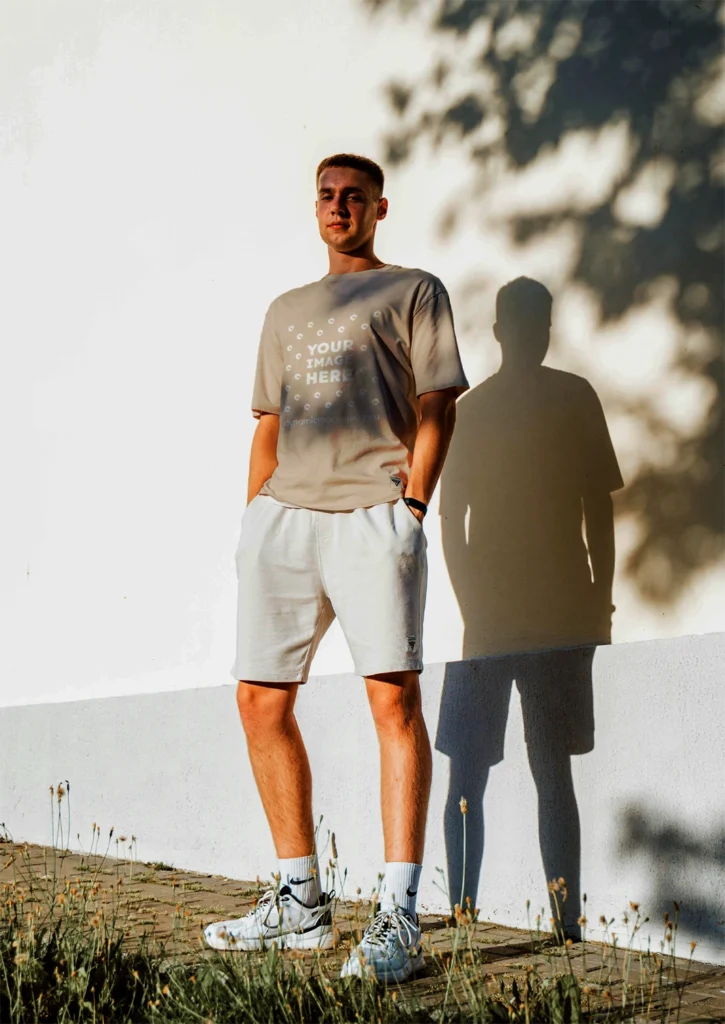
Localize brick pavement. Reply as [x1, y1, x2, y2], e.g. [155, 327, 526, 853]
[2, 842, 723, 1021]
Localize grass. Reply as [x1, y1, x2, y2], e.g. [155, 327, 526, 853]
[0, 799, 710, 1023]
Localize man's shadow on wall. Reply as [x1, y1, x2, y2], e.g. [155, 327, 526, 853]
[437, 278, 624, 936]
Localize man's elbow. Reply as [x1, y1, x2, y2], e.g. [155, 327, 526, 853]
[420, 389, 458, 429]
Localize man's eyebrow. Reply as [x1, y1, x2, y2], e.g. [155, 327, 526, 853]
[318, 185, 366, 195]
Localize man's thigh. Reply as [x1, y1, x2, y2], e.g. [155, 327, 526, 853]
[232, 497, 333, 683]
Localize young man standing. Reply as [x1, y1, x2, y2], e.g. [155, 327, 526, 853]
[205, 154, 468, 981]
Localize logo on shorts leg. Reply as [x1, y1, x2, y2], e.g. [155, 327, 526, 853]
[406, 635, 417, 652]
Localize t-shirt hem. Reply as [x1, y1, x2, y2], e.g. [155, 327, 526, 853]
[259, 483, 404, 513]
[416, 379, 470, 398]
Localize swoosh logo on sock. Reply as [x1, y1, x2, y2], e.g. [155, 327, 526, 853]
[288, 876, 314, 886]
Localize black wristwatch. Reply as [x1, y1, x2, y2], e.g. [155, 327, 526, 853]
[403, 497, 428, 518]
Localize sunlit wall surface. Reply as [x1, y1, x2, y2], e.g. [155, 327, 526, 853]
[2, 0, 723, 705]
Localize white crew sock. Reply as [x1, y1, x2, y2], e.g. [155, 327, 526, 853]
[380, 862, 422, 918]
[278, 853, 321, 906]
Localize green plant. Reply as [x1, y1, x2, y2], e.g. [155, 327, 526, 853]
[0, 795, 708, 1023]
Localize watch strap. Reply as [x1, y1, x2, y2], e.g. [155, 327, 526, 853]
[403, 497, 428, 517]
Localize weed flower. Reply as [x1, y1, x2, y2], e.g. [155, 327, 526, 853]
[0, 824, 708, 1022]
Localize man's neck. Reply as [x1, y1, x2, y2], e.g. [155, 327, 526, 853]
[327, 249, 386, 276]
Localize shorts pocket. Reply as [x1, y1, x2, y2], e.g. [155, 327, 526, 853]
[397, 498, 424, 530]
[236, 495, 271, 556]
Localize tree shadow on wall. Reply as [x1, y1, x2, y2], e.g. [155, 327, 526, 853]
[364, 0, 724, 608]
[435, 277, 623, 934]
[619, 806, 725, 952]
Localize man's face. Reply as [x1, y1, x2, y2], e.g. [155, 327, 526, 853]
[315, 166, 387, 252]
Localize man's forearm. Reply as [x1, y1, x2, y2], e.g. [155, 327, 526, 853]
[247, 413, 280, 504]
[406, 391, 458, 507]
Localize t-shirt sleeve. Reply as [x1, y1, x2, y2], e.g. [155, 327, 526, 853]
[411, 282, 469, 397]
[251, 303, 283, 418]
[578, 382, 624, 494]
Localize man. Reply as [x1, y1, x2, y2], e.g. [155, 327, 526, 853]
[204, 154, 468, 982]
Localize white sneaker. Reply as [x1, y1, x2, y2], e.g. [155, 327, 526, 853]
[204, 885, 334, 951]
[340, 907, 424, 982]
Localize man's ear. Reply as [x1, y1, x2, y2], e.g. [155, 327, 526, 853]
[493, 321, 503, 345]
[377, 197, 388, 222]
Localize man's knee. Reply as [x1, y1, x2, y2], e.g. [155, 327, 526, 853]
[236, 681, 296, 734]
[367, 672, 423, 733]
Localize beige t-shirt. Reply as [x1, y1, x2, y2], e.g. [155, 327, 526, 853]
[251, 264, 469, 510]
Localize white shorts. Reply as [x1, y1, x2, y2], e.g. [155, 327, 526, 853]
[232, 495, 427, 682]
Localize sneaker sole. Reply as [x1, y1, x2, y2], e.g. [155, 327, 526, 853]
[205, 923, 333, 952]
[274, 924, 334, 951]
[340, 950, 424, 983]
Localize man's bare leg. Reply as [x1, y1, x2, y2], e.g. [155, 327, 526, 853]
[204, 681, 330, 951]
[236, 680, 315, 858]
[365, 671, 432, 863]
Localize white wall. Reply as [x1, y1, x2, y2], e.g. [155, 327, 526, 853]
[2, 633, 723, 965]
[2, 0, 724, 707]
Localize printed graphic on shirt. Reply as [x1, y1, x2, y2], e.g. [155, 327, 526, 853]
[280, 310, 386, 433]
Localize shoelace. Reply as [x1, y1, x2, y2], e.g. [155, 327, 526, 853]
[363, 908, 418, 949]
[244, 887, 333, 920]
[245, 888, 277, 920]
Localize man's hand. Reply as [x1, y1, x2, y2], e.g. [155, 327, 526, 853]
[408, 504, 425, 524]
[247, 413, 280, 504]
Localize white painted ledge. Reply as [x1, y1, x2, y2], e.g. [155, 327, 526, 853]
[1, 632, 723, 965]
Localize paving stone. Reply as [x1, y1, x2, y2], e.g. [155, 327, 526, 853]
[3, 840, 723, 1019]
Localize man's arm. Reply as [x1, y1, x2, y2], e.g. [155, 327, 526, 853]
[247, 413, 279, 505]
[583, 489, 615, 638]
[405, 389, 459, 520]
